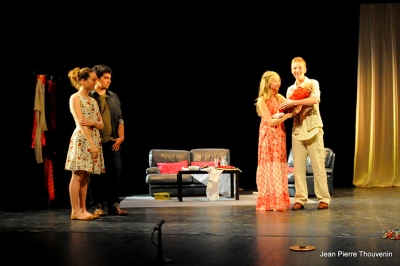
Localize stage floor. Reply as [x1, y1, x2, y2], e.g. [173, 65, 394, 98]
[1, 187, 399, 265]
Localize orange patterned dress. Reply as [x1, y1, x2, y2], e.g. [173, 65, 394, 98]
[65, 95, 105, 175]
[256, 98, 290, 211]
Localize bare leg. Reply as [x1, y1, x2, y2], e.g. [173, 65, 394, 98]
[69, 171, 91, 219]
[79, 172, 93, 217]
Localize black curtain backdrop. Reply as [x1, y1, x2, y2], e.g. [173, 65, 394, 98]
[8, 2, 371, 210]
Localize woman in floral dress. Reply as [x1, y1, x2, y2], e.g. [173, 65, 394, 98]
[65, 67, 105, 220]
[254, 71, 298, 211]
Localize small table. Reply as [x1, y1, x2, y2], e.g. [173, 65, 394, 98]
[177, 169, 241, 202]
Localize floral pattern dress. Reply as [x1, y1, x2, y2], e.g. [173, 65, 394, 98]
[65, 95, 105, 175]
[256, 98, 290, 211]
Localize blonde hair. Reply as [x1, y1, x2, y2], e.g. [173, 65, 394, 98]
[291, 56, 306, 68]
[67, 67, 95, 90]
[255, 70, 285, 116]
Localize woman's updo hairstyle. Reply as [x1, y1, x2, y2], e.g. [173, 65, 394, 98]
[68, 67, 94, 90]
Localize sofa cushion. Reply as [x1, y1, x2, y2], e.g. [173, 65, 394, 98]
[157, 160, 188, 174]
[306, 167, 314, 175]
[288, 168, 333, 182]
[288, 173, 295, 184]
[146, 174, 193, 184]
[190, 161, 215, 167]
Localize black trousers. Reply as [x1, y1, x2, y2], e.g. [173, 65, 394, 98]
[89, 140, 122, 209]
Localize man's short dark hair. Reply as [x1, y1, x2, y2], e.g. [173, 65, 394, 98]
[93, 65, 113, 79]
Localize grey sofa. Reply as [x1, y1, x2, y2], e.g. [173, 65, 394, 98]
[287, 147, 335, 197]
[145, 148, 230, 196]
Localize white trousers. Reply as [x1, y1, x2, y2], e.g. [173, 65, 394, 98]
[292, 131, 331, 205]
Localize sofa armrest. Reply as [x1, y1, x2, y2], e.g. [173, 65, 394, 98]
[146, 167, 160, 174]
[326, 169, 333, 176]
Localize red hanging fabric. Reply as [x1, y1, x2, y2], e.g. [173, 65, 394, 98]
[44, 157, 55, 201]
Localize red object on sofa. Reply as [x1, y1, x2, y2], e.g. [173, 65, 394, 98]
[217, 165, 235, 169]
[157, 160, 188, 174]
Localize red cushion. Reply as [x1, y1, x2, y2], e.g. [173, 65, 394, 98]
[190, 161, 215, 167]
[157, 160, 188, 174]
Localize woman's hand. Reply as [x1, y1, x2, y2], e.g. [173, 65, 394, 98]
[272, 112, 285, 119]
[278, 99, 295, 110]
[90, 143, 100, 159]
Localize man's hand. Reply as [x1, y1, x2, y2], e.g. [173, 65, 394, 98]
[78, 117, 94, 127]
[302, 82, 314, 94]
[111, 138, 124, 151]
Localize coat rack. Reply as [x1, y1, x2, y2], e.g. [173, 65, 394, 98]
[33, 69, 61, 82]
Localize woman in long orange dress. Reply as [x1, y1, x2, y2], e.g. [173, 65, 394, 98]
[254, 71, 298, 211]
